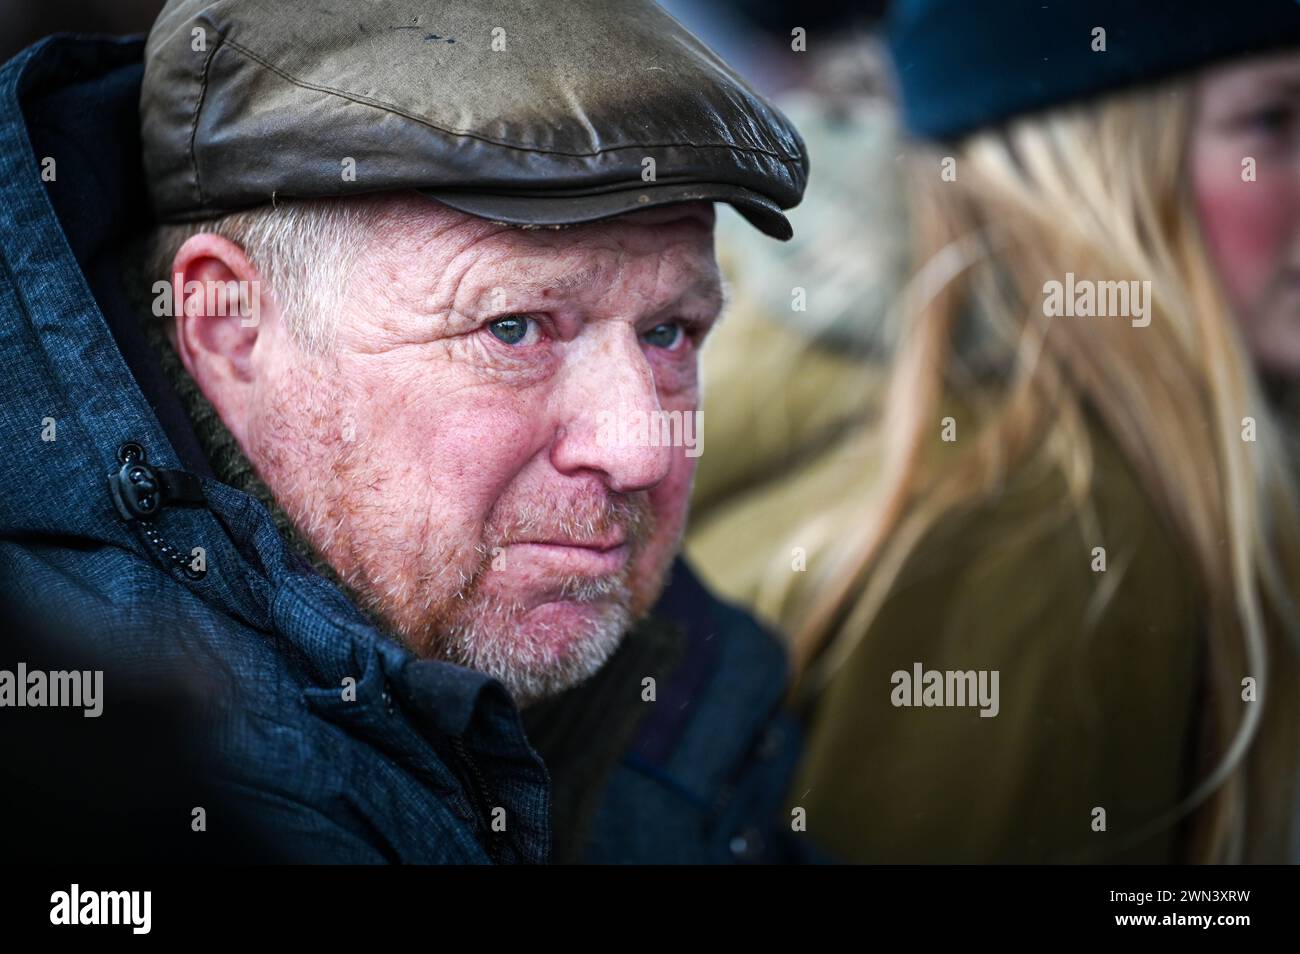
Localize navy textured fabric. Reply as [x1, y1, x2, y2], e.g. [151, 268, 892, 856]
[0, 34, 808, 864]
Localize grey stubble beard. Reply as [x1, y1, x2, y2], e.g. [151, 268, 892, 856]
[248, 362, 664, 706]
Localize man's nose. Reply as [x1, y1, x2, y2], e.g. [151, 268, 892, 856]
[550, 328, 674, 494]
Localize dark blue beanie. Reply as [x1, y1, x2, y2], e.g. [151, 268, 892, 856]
[888, 0, 1300, 140]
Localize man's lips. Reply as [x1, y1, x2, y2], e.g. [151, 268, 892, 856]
[506, 537, 630, 575]
[515, 537, 627, 551]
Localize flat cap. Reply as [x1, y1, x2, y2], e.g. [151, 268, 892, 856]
[140, 0, 809, 239]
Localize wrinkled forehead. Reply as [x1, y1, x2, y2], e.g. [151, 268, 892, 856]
[368, 196, 722, 315]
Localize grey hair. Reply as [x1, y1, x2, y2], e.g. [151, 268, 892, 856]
[145, 196, 388, 353]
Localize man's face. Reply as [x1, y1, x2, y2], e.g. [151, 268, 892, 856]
[224, 197, 722, 705]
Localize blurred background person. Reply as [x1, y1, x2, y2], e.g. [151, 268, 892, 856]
[686, 0, 1300, 863]
[683, 7, 900, 619]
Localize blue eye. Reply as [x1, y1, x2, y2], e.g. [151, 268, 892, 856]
[642, 321, 683, 349]
[488, 315, 531, 345]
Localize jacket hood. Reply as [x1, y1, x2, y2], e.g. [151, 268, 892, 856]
[3, 36, 190, 535]
[2, 34, 290, 632]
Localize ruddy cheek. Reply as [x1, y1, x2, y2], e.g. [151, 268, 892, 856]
[1195, 162, 1297, 312]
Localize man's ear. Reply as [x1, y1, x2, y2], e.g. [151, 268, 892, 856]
[170, 234, 275, 449]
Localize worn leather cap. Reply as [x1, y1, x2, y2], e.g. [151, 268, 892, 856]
[140, 0, 808, 239]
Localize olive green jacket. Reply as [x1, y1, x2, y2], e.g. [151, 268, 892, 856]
[689, 333, 1203, 863]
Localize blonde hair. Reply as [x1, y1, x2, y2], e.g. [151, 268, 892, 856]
[787, 79, 1300, 862]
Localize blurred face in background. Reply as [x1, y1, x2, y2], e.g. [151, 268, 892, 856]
[1193, 50, 1300, 378]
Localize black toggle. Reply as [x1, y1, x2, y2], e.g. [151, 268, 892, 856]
[109, 443, 206, 521]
